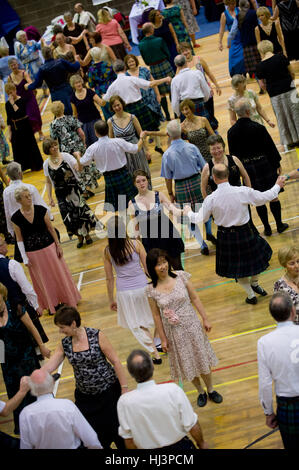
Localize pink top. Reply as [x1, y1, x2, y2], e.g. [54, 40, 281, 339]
[96, 19, 122, 46]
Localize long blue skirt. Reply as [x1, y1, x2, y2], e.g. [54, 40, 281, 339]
[229, 30, 245, 77]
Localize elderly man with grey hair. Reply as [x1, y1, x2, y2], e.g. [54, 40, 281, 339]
[3, 162, 52, 241]
[19, 369, 102, 449]
[160, 119, 209, 255]
[227, 97, 288, 237]
[101, 59, 171, 131]
[73, 2, 96, 32]
[117, 349, 208, 450]
[171, 54, 214, 125]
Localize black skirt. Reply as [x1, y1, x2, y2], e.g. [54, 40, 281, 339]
[74, 381, 125, 449]
[216, 223, 272, 278]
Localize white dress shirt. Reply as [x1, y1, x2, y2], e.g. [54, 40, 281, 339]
[3, 180, 52, 236]
[0, 254, 38, 310]
[73, 10, 96, 32]
[171, 67, 211, 116]
[117, 380, 198, 449]
[187, 182, 281, 227]
[258, 322, 299, 415]
[20, 394, 102, 449]
[80, 135, 138, 172]
[102, 73, 150, 104]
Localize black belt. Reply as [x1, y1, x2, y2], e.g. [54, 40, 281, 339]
[218, 223, 250, 232]
[103, 165, 126, 176]
[175, 173, 199, 182]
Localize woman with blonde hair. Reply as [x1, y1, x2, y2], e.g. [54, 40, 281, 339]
[228, 73, 275, 127]
[11, 187, 81, 315]
[50, 100, 101, 198]
[256, 40, 299, 150]
[274, 246, 299, 321]
[255, 6, 286, 56]
[53, 32, 76, 62]
[96, 8, 131, 60]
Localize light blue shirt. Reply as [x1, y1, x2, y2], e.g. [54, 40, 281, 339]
[161, 139, 206, 180]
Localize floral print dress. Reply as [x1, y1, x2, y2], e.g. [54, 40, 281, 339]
[15, 40, 42, 80]
[0, 113, 9, 162]
[50, 115, 101, 191]
[48, 160, 97, 237]
[146, 271, 217, 381]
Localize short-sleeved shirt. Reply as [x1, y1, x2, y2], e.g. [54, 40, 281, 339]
[255, 54, 294, 98]
[161, 139, 206, 180]
[70, 88, 100, 123]
[96, 19, 122, 46]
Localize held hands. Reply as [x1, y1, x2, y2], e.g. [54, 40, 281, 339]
[183, 205, 192, 216]
[40, 344, 51, 359]
[19, 376, 30, 394]
[268, 121, 275, 128]
[110, 301, 117, 311]
[24, 83, 29, 90]
[49, 198, 55, 207]
[140, 130, 147, 140]
[276, 175, 286, 188]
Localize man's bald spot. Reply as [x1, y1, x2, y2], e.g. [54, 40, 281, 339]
[30, 369, 48, 384]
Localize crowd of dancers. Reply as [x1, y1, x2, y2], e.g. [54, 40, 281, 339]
[0, 0, 299, 450]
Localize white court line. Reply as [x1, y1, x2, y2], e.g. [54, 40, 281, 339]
[53, 271, 83, 397]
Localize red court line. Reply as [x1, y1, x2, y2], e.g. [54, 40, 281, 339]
[213, 359, 257, 372]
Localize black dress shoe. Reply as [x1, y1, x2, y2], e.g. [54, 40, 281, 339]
[246, 296, 257, 305]
[251, 285, 267, 296]
[206, 234, 217, 245]
[85, 237, 93, 245]
[154, 146, 164, 155]
[2, 159, 11, 165]
[208, 390, 223, 403]
[277, 223, 289, 233]
[197, 392, 207, 407]
[77, 240, 84, 248]
[264, 226, 272, 236]
[200, 246, 209, 256]
[152, 357, 162, 365]
[155, 345, 163, 352]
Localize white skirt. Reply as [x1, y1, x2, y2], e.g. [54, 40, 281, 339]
[116, 286, 155, 352]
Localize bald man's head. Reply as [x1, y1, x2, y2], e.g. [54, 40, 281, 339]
[28, 370, 54, 396]
[127, 350, 154, 383]
[212, 163, 229, 183]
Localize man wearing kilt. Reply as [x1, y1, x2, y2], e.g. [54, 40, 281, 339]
[258, 292, 299, 450]
[101, 60, 171, 131]
[171, 55, 218, 129]
[80, 120, 146, 212]
[139, 23, 174, 122]
[161, 120, 209, 255]
[184, 163, 286, 303]
[228, 98, 288, 237]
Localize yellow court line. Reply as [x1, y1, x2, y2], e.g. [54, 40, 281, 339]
[185, 375, 259, 396]
[210, 324, 276, 343]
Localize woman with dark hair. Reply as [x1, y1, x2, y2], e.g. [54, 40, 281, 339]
[0, 283, 49, 434]
[53, 33, 77, 62]
[79, 32, 116, 67]
[146, 248, 222, 408]
[128, 170, 184, 270]
[41, 304, 127, 449]
[103, 216, 161, 363]
[149, 9, 179, 71]
[107, 95, 152, 175]
[43, 138, 97, 248]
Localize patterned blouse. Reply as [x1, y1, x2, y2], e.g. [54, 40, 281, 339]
[274, 278, 299, 313]
[62, 327, 117, 395]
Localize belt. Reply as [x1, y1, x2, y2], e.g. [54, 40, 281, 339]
[11, 115, 28, 130]
[277, 395, 299, 403]
[103, 165, 127, 176]
[149, 59, 164, 65]
[175, 173, 199, 182]
[218, 223, 250, 232]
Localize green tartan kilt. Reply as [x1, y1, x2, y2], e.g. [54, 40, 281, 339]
[175, 173, 203, 211]
[125, 100, 157, 131]
[104, 166, 137, 212]
[150, 60, 174, 95]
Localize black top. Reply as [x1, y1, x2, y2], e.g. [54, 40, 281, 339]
[153, 18, 174, 48]
[227, 118, 281, 169]
[63, 23, 87, 58]
[5, 97, 27, 127]
[70, 88, 100, 123]
[257, 23, 282, 54]
[239, 10, 258, 46]
[28, 59, 80, 91]
[208, 155, 241, 192]
[277, 0, 299, 32]
[11, 205, 54, 252]
[255, 54, 294, 97]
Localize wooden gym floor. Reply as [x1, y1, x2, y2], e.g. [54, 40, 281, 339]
[0, 30, 298, 449]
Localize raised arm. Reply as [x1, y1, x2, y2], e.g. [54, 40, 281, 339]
[20, 312, 51, 358]
[159, 190, 182, 217]
[0, 378, 30, 417]
[41, 343, 65, 373]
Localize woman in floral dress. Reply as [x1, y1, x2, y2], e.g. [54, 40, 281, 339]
[14, 30, 44, 81]
[43, 138, 97, 248]
[146, 248, 223, 407]
[49, 100, 101, 198]
[0, 113, 10, 165]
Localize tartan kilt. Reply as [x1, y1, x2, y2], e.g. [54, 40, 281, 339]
[175, 173, 203, 211]
[216, 223, 272, 278]
[150, 60, 174, 95]
[276, 396, 299, 450]
[103, 166, 137, 212]
[242, 155, 279, 192]
[125, 100, 157, 131]
[243, 45, 261, 76]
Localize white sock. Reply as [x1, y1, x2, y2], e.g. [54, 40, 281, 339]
[154, 337, 161, 347]
[250, 275, 259, 287]
[238, 277, 255, 299]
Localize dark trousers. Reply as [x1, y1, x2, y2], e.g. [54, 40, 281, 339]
[157, 436, 196, 451]
[0, 430, 20, 449]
